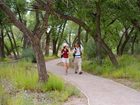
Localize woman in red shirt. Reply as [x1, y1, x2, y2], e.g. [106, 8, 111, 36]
[61, 45, 69, 75]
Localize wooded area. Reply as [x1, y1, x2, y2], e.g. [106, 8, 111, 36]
[0, 0, 140, 82]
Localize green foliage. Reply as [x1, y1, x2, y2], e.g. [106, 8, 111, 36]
[135, 42, 140, 54]
[84, 38, 96, 60]
[83, 55, 140, 83]
[22, 48, 35, 62]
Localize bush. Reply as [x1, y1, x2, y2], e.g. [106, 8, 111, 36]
[84, 39, 96, 60]
[22, 48, 36, 63]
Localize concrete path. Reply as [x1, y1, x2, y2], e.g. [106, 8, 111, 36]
[46, 59, 140, 105]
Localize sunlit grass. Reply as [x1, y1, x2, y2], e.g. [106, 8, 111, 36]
[0, 60, 80, 105]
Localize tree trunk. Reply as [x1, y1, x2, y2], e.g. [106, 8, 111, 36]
[10, 26, 20, 57]
[56, 21, 67, 53]
[77, 26, 81, 44]
[6, 30, 17, 59]
[32, 37, 49, 82]
[52, 39, 57, 55]
[94, 0, 102, 64]
[131, 34, 137, 54]
[117, 27, 134, 55]
[117, 31, 125, 55]
[121, 27, 134, 55]
[4, 44, 10, 56]
[90, 1, 118, 66]
[99, 38, 118, 66]
[0, 27, 5, 58]
[45, 31, 51, 55]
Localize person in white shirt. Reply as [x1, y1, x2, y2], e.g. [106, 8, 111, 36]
[73, 43, 83, 74]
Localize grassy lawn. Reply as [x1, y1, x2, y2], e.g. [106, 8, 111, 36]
[82, 55, 140, 90]
[0, 60, 79, 105]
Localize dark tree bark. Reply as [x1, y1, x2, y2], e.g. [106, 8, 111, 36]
[56, 21, 67, 54]
[117, 27, 134, 55]
[6, 30, 17, 59]
[0, 0, 49, 82]
[9, 26, 20, 57]
[117, 27, 129, 55]
[32, 36, 48, 81]
[120, 27, 134, 55]
[77, 26, 81, 44]
[94, 1, 102, 64]
[52, 22, 65, 55]
[4, 44, 10, 56]
[45, 29, 51, 55]
[0, 27, 5, 58]
[131, 34, 137, 54]
[52, 39, 57, 55]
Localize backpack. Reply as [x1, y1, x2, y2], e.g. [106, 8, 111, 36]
[73, 47, 82, 58]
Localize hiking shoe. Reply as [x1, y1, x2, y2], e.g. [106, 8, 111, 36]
[75, 71, 77, 74]
[79, 71, 83, 75]
[65, 70, 68, 75]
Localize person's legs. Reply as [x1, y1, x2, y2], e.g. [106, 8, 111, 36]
[77, 58, 82, 74]
[62, 58, 67, 74]
[65, 59, 69, 74]
[74, 58, 78, 73]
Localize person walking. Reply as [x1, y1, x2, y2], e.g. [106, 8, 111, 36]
[61, 44, 69, 75]
[73, 43, 83, 74]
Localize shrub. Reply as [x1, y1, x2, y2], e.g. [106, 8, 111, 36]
[22, 48, 36, 62]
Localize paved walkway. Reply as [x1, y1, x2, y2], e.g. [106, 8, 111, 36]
[46, 59, 140, 105]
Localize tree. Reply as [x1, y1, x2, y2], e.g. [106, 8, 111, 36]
[35, 0, 119, 66]
[0, 0, 49, 82]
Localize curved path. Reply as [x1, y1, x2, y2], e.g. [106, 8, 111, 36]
[46, 59, 140, 105]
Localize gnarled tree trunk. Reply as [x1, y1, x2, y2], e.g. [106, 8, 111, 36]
[0, 0, 49, 82]
[0, 27, 5, 58]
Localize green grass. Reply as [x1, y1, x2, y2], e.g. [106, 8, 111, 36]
[39, 74, 64, 92]
[0, 60, 65, 91]
[0, 60, 80, 105]
[83, 55, 140, 89]
[0, 57, 12, 62]
[44, 55, 58, 61]
[0, 84, 9, 105]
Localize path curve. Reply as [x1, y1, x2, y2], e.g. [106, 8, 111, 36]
[46, 59, 140, 105]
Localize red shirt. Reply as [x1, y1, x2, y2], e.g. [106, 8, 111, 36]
[61, 49, 69, 58]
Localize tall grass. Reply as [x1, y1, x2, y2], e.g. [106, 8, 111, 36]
[0, 60, 80, 105]
[0, 60, 64, 91]
[83, 55, 140, 83]
[0, 84, 9, 105]
[40, 75, 64, 92]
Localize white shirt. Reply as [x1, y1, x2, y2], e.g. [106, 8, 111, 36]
[73, 47, 83, 58]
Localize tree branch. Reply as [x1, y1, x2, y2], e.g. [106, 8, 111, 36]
[0, 0, 33, 40]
